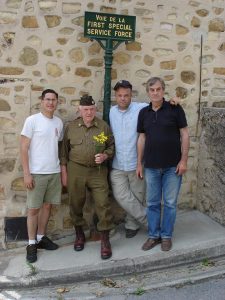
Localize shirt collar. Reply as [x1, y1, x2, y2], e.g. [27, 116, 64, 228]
[148, 98, 166, 111]
[116, 102, 133, 113]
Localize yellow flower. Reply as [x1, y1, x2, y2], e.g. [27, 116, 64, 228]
[93, 132, 108, 144]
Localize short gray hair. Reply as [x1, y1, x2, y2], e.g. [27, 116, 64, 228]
[146, 77, 165, 92]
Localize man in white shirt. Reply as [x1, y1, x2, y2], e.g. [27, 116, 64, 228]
[20, 89, 63, 263]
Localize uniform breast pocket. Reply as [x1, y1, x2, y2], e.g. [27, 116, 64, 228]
[70, 139, 83, 148]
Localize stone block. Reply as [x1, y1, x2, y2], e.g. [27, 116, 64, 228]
[59, 27, 74, 35]
[19, 47, 38, 66]
[38, 0, 57, 11]
[160, 22, 173, 31]
[176, 24, 189, 35]
[22, 16, 39, 28]
[71, 16, 84, 27]
[176, 87, 188, 98]
[155, 35, 169, 43]
[209, 18, 224, 32]
[153, 48, 173, 56]
[75, 68, 91, 77]
[0, 67, 24, 75]
[213, 67, 225, 75]
[196, 9, 209, 17]
[135, 69, 151, 78]
[181, 71, 196, 84]
[160, 60, 176, 70]
[69, 48, 84, 63]
[60, 87, 76, 95]
[0, 117, 16, 130]
[126, 42, 142, 51]
[100, 6, 116, 13]
[114, 52, 131, 64]
[0, 11, 17, 24]
[0, 87, 10, 96]
[88, 43, 101, 55]
[46, 63, 63, 77]
[178, 41, 187, 52]
[57, 38, 68, 45]
[87, 58, 103, 67]
[11, 177, 26, 192]
[44, 15, 61, 28]
[0, 99, 10, 111]
[133, 8, 152, 16]
[191, 16, 201, 27]
[212, 7, 224, 15]
[62, 3, 81, 14]
[6, 0, 22, 9]
[27, 35, 42, 46]
[43, 49, 53, 56]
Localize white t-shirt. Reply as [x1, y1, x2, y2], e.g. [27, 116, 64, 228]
[21, 112, 63, 174]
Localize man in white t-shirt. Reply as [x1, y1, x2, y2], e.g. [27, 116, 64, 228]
[20, 89, 63, 263]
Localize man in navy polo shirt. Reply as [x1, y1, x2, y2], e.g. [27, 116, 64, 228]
[137, 77, 189, 251]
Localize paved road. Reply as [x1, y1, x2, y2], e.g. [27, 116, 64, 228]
[1, 256, 225, 300]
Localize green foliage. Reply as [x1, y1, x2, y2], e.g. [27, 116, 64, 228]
[26, 261, 37, 276]
[201, 258, 215, 267]
[133, 287, 145, 296]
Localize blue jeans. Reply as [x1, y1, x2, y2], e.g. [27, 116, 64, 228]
[145, 167, 182, 239]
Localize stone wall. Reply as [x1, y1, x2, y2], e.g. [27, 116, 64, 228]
[0, 0, 225, 248]
[197, 108, 225, 225]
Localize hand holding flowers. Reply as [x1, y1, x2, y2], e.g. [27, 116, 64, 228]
[93, 132, 108, 167]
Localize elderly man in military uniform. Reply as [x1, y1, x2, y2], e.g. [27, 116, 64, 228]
[60, 95, 115, 259]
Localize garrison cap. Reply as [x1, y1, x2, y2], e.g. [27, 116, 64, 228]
[80, 95, 95, 106]
[114, 80, 132, 91]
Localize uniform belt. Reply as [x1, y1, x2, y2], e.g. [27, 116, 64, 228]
[72, 161, 97, 168]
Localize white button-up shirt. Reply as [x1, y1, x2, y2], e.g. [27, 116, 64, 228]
[110, 102, 148, 171]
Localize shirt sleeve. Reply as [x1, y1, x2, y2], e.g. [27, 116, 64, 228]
[21, 116, 33, 139]
[103, 124, 115, 159]
[59, 124, 70, 165]
[137, 108, 145, 133]
[176, 105, 188, 128]
[58, 120, 64, 142]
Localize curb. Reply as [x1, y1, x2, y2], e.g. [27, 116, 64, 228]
[1, 238, 225, 289]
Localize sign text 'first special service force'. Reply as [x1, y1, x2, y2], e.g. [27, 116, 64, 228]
[84, 11, 136, 41]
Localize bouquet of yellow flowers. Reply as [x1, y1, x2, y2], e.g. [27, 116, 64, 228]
[93, 131, 108, 153]
[93, 132, 108, 171]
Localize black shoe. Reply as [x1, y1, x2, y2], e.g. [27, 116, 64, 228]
[37, 236, 58, 250]
[26, 244, 37, 263]
[125, 228, 139, 238]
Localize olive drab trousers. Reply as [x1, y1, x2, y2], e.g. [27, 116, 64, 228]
[67, 161, 114, 231]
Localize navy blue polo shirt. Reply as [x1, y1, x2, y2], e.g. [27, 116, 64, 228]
[137, 99, 187, 168]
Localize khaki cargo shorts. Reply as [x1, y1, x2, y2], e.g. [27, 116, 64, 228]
[27, 173, 61, 209]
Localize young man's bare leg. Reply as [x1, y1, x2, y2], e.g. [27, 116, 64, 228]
[36, 203, 58, 250]
[37, 203, 52, 236]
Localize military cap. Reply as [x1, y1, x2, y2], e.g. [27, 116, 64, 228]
[80, 95, 95, 106]
[114, 80, 132, 91]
